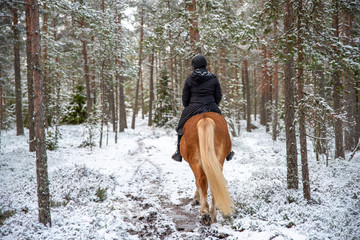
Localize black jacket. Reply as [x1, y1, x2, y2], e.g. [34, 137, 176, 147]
[176, 68, 222, 135]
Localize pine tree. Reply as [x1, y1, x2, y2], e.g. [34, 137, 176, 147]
[29, 0, 51, 226]
[13, 5, 24, 135]
[154, 69, 173, 127]
[284, 0, 298, 189]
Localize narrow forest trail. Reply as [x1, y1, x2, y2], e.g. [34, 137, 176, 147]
[118, 132, 228, 239]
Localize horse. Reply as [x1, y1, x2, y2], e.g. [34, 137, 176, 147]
[180, 112, 233, 225]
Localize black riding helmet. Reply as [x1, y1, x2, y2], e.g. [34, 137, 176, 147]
[191, 54, 207, 69]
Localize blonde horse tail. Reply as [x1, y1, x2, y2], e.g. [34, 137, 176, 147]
[197, 117, 233, 215]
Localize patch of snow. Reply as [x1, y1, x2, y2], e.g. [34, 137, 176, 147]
[1, 117, 359, 239]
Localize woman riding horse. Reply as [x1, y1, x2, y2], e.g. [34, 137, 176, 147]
[172, 54, 234, 162]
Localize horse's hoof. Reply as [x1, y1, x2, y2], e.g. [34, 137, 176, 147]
[201, 214, 212, 226]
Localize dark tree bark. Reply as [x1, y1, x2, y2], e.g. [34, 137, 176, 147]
[131, 8, 144, 129]
[100, 61, 105, 148]
[13, 7, 24, 136]
[188, 0, 201, 53]
[241, 68, 246, 119]
[119, 56, 127, 132]
[170, 46, 175, 116]
[357, 75, 360, 147]
[342, 11, 356, 151]
[260, 45, 267, 127]
[314, 64, 327, 159]
[272, 20, 279, 141]
[254, 67, 257, 121]
[284, 0, 298, 189]
[332, 0, 345, 159]
[148, 50, 155, 126]
[25, 0, 35, 152]
[29, 0, 51, 226]
[140, 65, 145, 120]
[42, 3, 49, 129]
[266, 50, 272, 133]
[91, 35, 96, 106]
[80, 18, 92, 113]
[0, 70, 3, 131]
[312, 1, 327, 159]
[115, 81, 118, 143]
[297, 0, 310, 201]
[220, 48, 228, 95]
[53, 15, 60, 146]
[115, 13, 127, 132]
[244, 59, 251, 132]
[168, 0, 175, 116]
[109, 81, 116, 132]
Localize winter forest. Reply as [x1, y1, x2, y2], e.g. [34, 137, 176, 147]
[1, 0, 360, 239]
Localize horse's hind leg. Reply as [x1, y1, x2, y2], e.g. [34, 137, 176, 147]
[190, 162, 211, 225]
[198, 173, 211, 225]
[193, 188, 200, 205]
[210, 190, 217, 223]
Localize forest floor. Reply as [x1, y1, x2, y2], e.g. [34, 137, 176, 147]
[1, 117, 359, 240]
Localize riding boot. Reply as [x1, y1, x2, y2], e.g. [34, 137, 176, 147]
[226, 150, 235, 161]
[172, 135, 182, 162]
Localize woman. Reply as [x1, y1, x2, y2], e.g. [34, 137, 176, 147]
[172, 54, 234, 162]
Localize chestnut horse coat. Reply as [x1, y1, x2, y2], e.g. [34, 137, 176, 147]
[180, 112, 233, 223]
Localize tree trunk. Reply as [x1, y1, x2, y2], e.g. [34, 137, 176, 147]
[116, 13, 127, 132]
[272, 20, 279, 141]
[234, 58, 240, 135]
[115, 81, 118, 143]
[266, 50, 272, 133]
[140, 65, 145, 119]
[167, 0, 175, 116]
[109, 80, 116, 132]
[241, 68, 246, 119]
[0, 70, 3, 131]
[170, 48, 175, 116]
[131, 8, 144, 129]
[244, 59, 251, 132]
[312, 0, 327, 160]
[91, 35, 96, 106]
[314, 64, 327, 159]
[148, 50, 155, 126]
[13, 7, 24, 136]
[254, 67, 257, 121]
[260, 45, 267, 127]
[119, 57, 127, 132]
[53, 14, 60, 148]
[42, 3, 49, 129]
[332, 0, 344, 159]
[297, 0, 310, 201]
[220, 48, 228, 96]
[188, 0, 201, 53]
[342, 11, 355, 151]
[100, 61, 105, 147]
[25, 0, 35, 152]
[357, 73, 360, 148]
[284, 0, 298, 189]
[81, 18, 92, 113]
[30, 0, 51, 226]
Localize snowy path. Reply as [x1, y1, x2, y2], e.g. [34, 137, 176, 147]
[1, 119, 359, 239]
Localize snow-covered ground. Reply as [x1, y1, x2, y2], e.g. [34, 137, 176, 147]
[1, 117, 359, 239]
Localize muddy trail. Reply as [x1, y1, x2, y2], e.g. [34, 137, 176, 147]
[123, 137, 231, 239]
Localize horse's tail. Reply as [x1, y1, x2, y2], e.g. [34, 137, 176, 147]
[197, 117, 233, 215]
